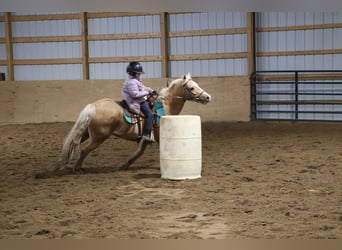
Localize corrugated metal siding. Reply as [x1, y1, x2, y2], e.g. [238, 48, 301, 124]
[256, 54, 342, 71]
[168, 12, 247, 77]
[14, 64, 82, 80]
[170, 34, 247, 55]
[88, 15, 161, 79]
[169, 12, 246, 31]
[256, 29, 342, 69]
[0, 44, 6, 60]
[170, 59, 247, 77]
[255, 12, 342, 121]
[256, 12, 342, 71]
[4, 12, 249, 80]
[257, 12, 342, 27]
[11, 12, 79, 16]
[10, 16, 82, 80]
[0, 66, 7, 76]
[13, 42, 81, 59]
[0, 21, 5, 37]
[88, 39, 160, 57]
[89, 61, 161, 80]
[88, 15, 160, 34]
[12, 20, 81, 37]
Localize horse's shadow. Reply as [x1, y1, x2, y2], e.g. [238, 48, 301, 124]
[132, 173, 161, 179]
[35, 165, 160, 179]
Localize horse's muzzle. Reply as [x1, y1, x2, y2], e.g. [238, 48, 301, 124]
[196, 93, 211, 104]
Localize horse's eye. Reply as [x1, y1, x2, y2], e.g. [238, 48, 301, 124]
[190, 87, 194, 91]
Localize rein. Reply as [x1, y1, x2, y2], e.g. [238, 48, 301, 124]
[183, 79, 204, 102]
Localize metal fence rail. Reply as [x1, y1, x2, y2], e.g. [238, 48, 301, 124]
[250, 70, 342, 121]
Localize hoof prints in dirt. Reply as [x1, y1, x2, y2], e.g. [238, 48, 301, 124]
[150, 212, 228, 239]
[1, 122, 342, 239]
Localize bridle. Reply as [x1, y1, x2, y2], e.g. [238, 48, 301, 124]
[158, 77, 207, 104]
[167, 78, 205, 103]
[182, 78, 205, 102]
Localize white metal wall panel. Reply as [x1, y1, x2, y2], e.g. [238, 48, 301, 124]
[11, 12, 79, 16]
[0, 21, 5, 37]
[257, 12, 342, 27]
[170, 58, 247, 77]
[89, 61, 161, 80]
[257, 29, 342, 53]
[89, 39, 160, 57]
[12, 20, 81, 37]
[14, 64, 82, 80]
[255, 12, 342, 121]
[256, 54, 342, 71]
[88, 15, 161, 79]
[256, 12, 342, 71]
[88, 15, 160, 35]
[168, 12, 247, 77]
[169, 12, 246, 31]
[9, 14, 82, 80]
[0, 66, 7, 75]
[170, 34, 247, 55]
[0, 44, 6, 60]
[13, 42, 81, 59]
[12, 41, 82, 80]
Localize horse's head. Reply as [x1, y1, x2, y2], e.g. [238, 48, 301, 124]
[158, 73, 211, 115]
[180, 73, 211, 104]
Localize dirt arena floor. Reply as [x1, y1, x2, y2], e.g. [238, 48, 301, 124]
[0, 121, 341, 239]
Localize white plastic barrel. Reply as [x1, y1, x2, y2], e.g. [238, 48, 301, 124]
[160, 115, 202, 180]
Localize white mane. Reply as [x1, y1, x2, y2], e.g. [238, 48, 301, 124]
[158, 73, 192, 100]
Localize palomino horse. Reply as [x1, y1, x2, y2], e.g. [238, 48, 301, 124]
[55, 73, 211, 171]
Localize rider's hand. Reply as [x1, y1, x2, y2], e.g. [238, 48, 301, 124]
[150, 90, 158, 96]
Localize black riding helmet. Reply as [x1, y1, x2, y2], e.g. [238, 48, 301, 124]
[126, 62, 144, 75]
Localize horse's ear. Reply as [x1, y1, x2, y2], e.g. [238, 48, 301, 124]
[184, 72, 191, 80]
[167, 79, 173, 87]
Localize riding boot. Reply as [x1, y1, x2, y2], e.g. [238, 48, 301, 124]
[141, 129, 152, 142]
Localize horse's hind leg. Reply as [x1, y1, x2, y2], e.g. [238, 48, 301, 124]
[74, 138, 105, 171]
[120, 138, 149, 170]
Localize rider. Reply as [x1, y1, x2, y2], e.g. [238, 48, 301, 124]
[122, 62, 154, 142]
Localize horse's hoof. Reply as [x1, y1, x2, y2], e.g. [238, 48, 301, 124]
[119, 164, 129, 171]
[73, 167, 85, 173]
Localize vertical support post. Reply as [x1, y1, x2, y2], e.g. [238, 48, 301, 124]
[295, 71, 299, 120]
[160, 12, 169, 78]
[247, 12, 256, 121]
[80, 12, 89, 80]
[4, 12, 14, 81]
[247, 12, 256, 77]
[250, 72, 257, 120]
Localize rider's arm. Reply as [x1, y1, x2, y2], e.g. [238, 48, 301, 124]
[126, 80, 150, 99]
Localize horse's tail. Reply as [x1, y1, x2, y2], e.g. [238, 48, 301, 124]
[55, 104, 96, 171]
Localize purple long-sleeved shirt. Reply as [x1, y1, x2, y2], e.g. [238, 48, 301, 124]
[121, 76, 152, 113]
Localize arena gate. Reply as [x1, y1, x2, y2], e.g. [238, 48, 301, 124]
[250, 70, 342, 121]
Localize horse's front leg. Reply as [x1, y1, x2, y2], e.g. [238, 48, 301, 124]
[120, 138, 150, 170]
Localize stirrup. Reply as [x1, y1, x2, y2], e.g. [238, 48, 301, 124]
[136, 135, 149, 143]
[141, 135, 152, 142]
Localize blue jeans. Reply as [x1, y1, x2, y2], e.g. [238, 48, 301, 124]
[140, 101, 153, 136]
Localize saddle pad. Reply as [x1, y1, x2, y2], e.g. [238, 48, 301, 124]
[154, 101, 164, 123]
[116, 100, 165, 124]
[115, 100, 134, 124]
